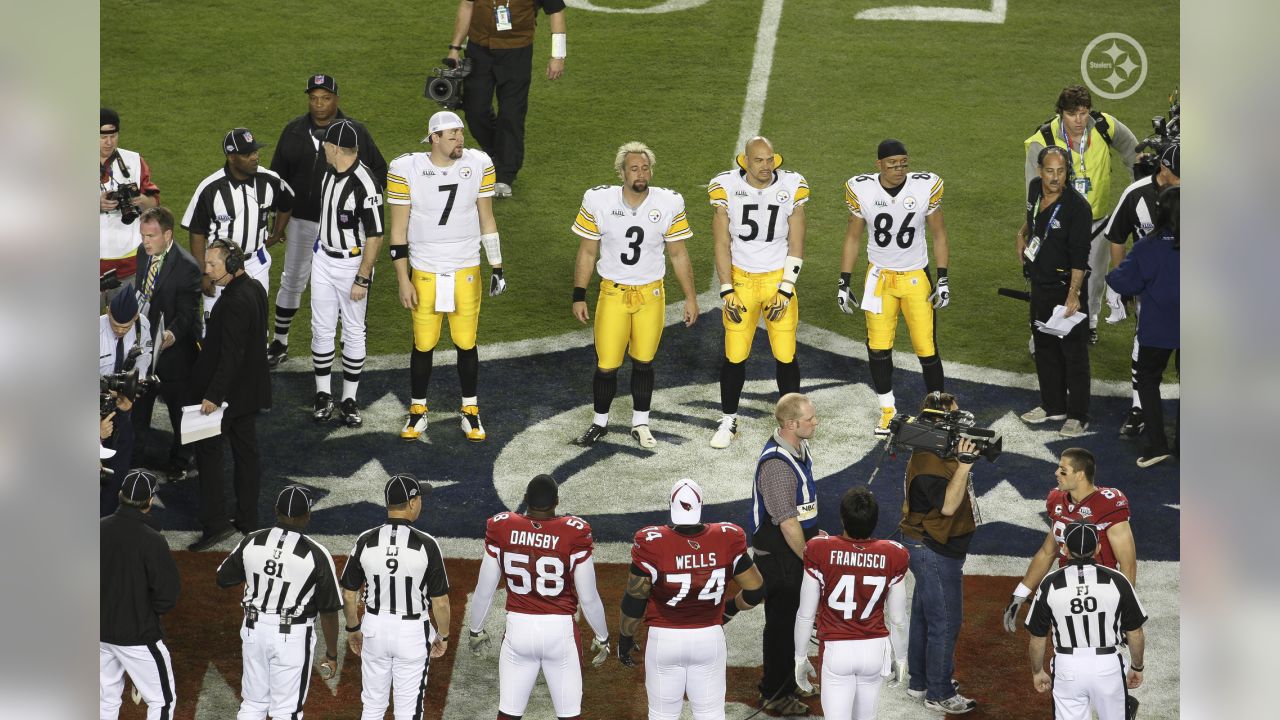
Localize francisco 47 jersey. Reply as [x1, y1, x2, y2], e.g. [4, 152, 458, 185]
[386, 148, 496, 274]
[707, 169, 810, 273]
[484, 511, 595, 616]
[844, 171, 944, 272]
[572, 185, 692, 286]
[1046, 487, 1131, 570]
[631, 522, 749, 630]
[803, 535, 909, 642]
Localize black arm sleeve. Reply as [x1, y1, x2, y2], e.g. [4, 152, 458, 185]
[338, 537, 367, 592]
[310, 543, 344, 613]
[272, 177, 295, 213]
[424, 535, 450, 597]
[1116, 576, 1149, 632]
[732, 552, 754, 575]
[215, 535, 249, 588]
[148, 536, 181, 615]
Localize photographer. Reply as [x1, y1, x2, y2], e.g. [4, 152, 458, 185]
[99, 108, 160, 303]
[895, 391, 980, 713]
[99, 290, 152, 515]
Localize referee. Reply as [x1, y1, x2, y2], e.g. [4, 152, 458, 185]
[1026, 520, 1146, 720]
[340, 473, 452, 720]
[216, 485, 343, 719]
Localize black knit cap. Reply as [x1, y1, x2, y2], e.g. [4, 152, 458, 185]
[101, 107, 120, 132]
[877, 139, 908, 159]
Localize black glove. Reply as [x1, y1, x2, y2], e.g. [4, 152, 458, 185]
[837, 272, 858, 314]
[489, 267, 507, 297]
[618, 634, 640, 668]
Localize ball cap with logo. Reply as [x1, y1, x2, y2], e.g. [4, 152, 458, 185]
[1158, 143, 1179, 178]
[669, 478, 704, 525]
[276, 485, 314, 518]
[306, 73, 339, 94]
[120, 469, 159, 503]
[421, 111, 465, 143]
[322, 120, 359, 149]
[1063, 519, 1100, 558]
[385, 473, 432, 505]
[224, 127, 267, 155]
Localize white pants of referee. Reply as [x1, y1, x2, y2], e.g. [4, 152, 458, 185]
[237, 618, 316, 720]
[499, 611, 582, 717]
[99, 640, 176, 720]
[359, 611, 432, 720]
[204, 246, 272, 324]
[277, 217, 320, 316]
[644, 625, 727, 720]
[310, 248, 367, 398]
[1051, 650, 1129, 720]
[820, 637, 890, 720]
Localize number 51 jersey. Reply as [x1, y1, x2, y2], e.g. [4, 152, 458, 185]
[707, 169, 810, 272]
[844, 171, 944, 272]
[572, 185, 693, 286]
[484, 511, 595, 616]
[631, 522, 749, 629]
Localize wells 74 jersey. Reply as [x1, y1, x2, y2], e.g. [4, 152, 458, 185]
[385, 148, 496, 273]
[707, 169, 810, 272]
[571, 185, 692, 286]
[630, 522, 748, 629]
[844, 171, 944, 271]
[1046, 487, 1131, 570]
[803, 535, 909, 642]
[484, 511, 595, 616]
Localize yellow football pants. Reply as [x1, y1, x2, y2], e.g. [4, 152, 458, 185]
[594, 278, 665, 370]
[411, 266, 482, 352]
[723, 266, 798, 364]
[864, 267, 936, 356]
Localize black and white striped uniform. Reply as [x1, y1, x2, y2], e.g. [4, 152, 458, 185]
[1103, 173, 1163, 402]
[340, 519, 450, 720]
[181, 164, 295, 317]
[216, 524, 342, 720]
[310, 161, 383, 402]
[1026, 559, 1147, 720]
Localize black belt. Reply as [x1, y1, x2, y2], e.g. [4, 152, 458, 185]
[244, 607, 313, 633]
[321, 245, 362, 259]
[366, 607, 421, 620]
[1055, 645, 1117, 655]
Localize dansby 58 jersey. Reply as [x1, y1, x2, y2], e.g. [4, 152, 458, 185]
[802, 535, 909, 642]
[630, 522, 749, 630]
[1046, 487, 1131, 571]
[386, 148, 496, 273]
[572, 185, 693, 286]
[484, 511, 595, 616]
[707, 169, 810, 273]
[844, 171, 944, 271]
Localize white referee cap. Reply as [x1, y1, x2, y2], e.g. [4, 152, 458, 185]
[422, 111, 464, 143]
[670, 478, 704, 525]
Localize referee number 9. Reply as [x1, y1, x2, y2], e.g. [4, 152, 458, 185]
[386, 558, 399, 574]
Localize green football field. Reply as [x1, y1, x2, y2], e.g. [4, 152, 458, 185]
[101, 0, 1179, 381]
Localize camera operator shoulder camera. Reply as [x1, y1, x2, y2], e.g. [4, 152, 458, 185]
[886, 391, 1001, 464]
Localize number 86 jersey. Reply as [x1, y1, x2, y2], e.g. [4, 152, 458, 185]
[631, 523, 749, 629]
[572, 185, 693, 286]
[844, 171, 944, 272]
[485, 512, 596, 616]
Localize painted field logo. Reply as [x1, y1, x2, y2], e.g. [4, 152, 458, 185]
[1081, 32, 1148, 100]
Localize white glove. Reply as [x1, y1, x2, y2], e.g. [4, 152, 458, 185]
[1003, 595, 1029, 633]
[885, 658, 908, 685]
[589, 636, 610, 667]
[1105, 286, 1127, 323]
[837, 274, 858, 314]
[794, 656, 816, 694]
[489, 268, 507, 297]
[929, 275, 951, 309]
[469, 629, 491, 655]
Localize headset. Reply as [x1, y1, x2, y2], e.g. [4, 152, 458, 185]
[208, 238, 245, 280]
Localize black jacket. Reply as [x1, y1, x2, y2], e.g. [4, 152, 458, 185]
[190, 273, 270, 416]
[101, 505, 180, 645]
[270, 111, 387, 222]
[135, 242, 202, 381]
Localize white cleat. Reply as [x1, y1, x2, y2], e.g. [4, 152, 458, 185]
[710, 416, 738, 449]
[631, 424, 657, 448]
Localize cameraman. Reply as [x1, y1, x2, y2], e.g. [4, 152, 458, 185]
[99, 290, 152, 515]
[100, 108, 160, 303]
[896, 391, 980, 713]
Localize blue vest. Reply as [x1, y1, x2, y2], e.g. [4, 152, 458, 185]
[750, 437, 819, 549]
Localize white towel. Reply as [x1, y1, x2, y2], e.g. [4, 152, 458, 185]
[861, 266, 883, 314]
[435, 272, 456, 312]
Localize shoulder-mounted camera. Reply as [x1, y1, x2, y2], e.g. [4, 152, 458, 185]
[424, 57, 472, 109]
[886, 408, 1002, 463]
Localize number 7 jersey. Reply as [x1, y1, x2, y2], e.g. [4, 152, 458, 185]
[484, 511, 595, 616]
[386, 148, 496, 273]
[844, 171, 944, 272]
[631, 522, 749, 629]
[572, 185, 693, 285]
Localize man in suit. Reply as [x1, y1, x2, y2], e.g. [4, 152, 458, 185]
[189, 239, 271, 552]
[131, 207, 203, 480]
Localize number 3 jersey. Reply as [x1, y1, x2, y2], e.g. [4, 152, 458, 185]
[571, 185, 693, 286]
[844, 171, 944, 272]
[1046, 487, 1131, 571]
[707, 169, 810, 272]
[630, 522, 749, 630]
[484, 512, 596, 616]
[802, 535, 909, 642]
[386, 148, 496, 273]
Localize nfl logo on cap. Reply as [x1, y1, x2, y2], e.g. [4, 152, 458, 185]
[314, 74, 325, 85]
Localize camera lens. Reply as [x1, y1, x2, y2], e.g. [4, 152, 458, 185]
[428, 78, 453, 103]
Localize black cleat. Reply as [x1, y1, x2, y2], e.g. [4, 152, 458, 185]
[1089, 328, 1099, 345]
[572, 423, 609, 447]
[266, 340, 289, 369]
[339, 398, 362, 428]
[312, 392, 335, 422]
[1120, 407, 1145, 438]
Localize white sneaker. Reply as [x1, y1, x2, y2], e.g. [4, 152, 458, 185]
[1020, 407, 1067, 424]
[1059, 418, 1089, 437]
[924, 693, 977, 714]
[710, 416, 738, 449]
[631, 424, 657, 448]
[494, 182, 513, 198]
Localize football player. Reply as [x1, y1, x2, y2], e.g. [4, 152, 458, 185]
[706, 136, 808, 449]
[839, 139, 951, 436]
[387, 111, 507, 443]
[570, 142, 699, 449]
[468, 474, 610, 720]
[794, 487, 909, 720]
[618, 479, 766, 720]
[1001, 447, 1138, 632]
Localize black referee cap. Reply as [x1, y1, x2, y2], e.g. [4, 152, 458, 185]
[120, 470, 159, 503]
[276, 485, 314, 518]
[524, 474, 559, 510]
[386, 473, 431, 505]
[1159, 143, 1179, 178]
[224, 127, 267, 155]
[323, 120, 359, 149]
[306, 73, 339, 94]
[1063, 519, 1099, 558]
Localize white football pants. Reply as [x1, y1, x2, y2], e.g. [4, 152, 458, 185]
[644, 625, 727, 720]
[204, 247, 271, 323]
[99, 641, 176, 720]
[499, 611, 582, 717]
[359, 612, 432, 720]
[820, 637, 890, 720]
[1052, 651, 1129, 720]
[276, 218, 320, 312]
[310, 250, 368, 392]
[1086, 218, 1109, 329]
[237, 618, 315, 720]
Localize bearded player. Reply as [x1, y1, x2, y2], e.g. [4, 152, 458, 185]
[706, 136, 808, 449]
[1001, 447, 1138, 632]
[617, 479, 766, 720]
[570, 142, 699, 449]
[467, 475, 610, 720]
[794, 487, 909, 720]
[839, 139, 951, 436]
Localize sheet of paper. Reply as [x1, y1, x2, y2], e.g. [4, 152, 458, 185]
[1035, 304, 1086, 336]
[180, 402, 228, 445]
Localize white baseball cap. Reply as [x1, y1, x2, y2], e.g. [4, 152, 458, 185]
[669, 478, 704, 525]
[421, 111, 465, 143]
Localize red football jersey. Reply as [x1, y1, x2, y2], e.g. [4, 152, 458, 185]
[630, 523, 749, 629]
[485, 512, 595, 616]
[803, 535, 909, 642]
[1046, 487, 1131, 570]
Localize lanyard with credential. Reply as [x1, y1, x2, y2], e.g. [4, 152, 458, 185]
[1059, 121, 1090, 177]
[1032, 194, 1064, 240]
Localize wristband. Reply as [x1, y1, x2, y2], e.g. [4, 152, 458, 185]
[481, 232, 502, 265]
[839, 271, 852, 288]
[719, 283, 734, 298]
[354, 275, 371, 288]
[346, 623, 361, 632]
[782, 255, 803, 285]
[936, 267, 948, 279]
[778, 281, 794, 298]
[389, 244, 408, 260]
[448, 44, 463, 51]
[551, 33, 567, 59]
[1130, 665, 1143, 672]
[723, 600, 741, 618]
[572, 286, 587, 303]
[1014, 582, 1033, 599]
[439, 635, 450, 643]
[325, 652, 337, 661]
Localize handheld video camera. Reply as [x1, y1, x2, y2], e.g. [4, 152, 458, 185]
[425, 57, 473, 109]
[886, 409, 1002, 463]
[99, 345, 159, 417]
[107, 182, 142, 225]
[1133, 89, 1180, 181]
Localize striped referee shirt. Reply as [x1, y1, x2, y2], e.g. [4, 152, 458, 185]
[1025, 559, 1147, 650]
[216, 524, 342, 621]
[340, 518, 449, 617]
[317, 162, 384, 256]
[181, 164, 295, 256]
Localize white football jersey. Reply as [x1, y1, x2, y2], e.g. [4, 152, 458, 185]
[386, 148, 496, 273]
[844, 171, 944, 271]
[707, 169, 809, 273]
[572, 185, 692, 285]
